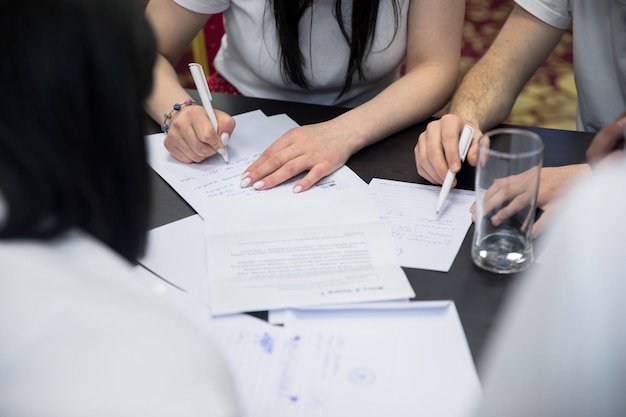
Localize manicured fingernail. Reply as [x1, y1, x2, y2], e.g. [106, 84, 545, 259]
[240, 176, 251, 188]
[293, 185, 302, 194]
[221, 132, 230, 146]
[252, 180, 265, 190]
[216, 148, 229, 162]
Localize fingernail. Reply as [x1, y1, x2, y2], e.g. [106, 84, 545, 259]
[253, 180, 265, 190]
[240, 176, 251, 188]
[293, 185, 302, 194]
[216, 148, 229, 162]
[221, 132, 230, 146]
[491, 215, 500, 226]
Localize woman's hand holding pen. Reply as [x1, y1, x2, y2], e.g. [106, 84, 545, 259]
[415, 114, 482, 185]
[240, 120, 358, 193]
[163, 105, 236, 164]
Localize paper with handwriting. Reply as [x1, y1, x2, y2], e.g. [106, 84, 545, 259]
[369, 179, 474, 271]
[145, 110, 364, 215]
[205, 301, 480, 417]
[134, 264, 479, 417]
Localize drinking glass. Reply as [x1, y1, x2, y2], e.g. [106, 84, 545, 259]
[471, 128, 543, 274]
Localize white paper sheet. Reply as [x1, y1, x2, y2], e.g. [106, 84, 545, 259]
[206, 301, 481, 417]
[145, 110, 365, 215]
[138, 214, 210, 306]
[132, 263, 258, 331]
[133, 265, 480, 417]
[202, 186, 415, 315]
[369, 179, 475, 271]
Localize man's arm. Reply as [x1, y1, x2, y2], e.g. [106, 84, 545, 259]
[415, 5, 565, 184]
[450, 5, 565, 133]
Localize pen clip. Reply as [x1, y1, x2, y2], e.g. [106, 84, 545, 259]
[458, 125, 474, 162]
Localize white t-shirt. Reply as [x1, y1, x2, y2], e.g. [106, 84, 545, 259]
[173, 0, 409, 107]
[0, 231, 240, 417]
[471, 158, 626, 417]
[515, 0, 626, 132]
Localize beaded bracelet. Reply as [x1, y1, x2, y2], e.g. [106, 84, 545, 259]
[161, 98, 194, 133]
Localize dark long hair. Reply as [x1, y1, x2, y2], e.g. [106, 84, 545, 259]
[0, 0, 157, 262]
[271, 0, 400, 97]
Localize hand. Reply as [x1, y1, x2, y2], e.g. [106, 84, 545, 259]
[415, 114, 482, 184]
[240, 121, 355, 193]
[471, 167, 541, 234]
[163, 105, 236, 163]
[585, 111, 626, 165]
[470, 164, 589, 237]
[532, 165, 590, 236]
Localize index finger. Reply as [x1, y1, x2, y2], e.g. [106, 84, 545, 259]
[440, 114, 468, 173]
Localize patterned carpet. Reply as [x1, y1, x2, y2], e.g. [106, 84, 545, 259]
[175, 0, 577, 130]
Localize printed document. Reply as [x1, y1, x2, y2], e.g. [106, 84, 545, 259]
[201, 187, 415, 315]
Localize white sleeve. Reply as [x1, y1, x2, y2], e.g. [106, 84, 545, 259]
[514, 0, 572, 29]
[172, 0, 230, 14]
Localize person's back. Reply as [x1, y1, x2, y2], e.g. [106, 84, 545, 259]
[0, 232, 239, 416]
[0, 0, 240, 415]
[471, 157, 626, 416]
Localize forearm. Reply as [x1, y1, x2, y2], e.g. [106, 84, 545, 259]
[448, 57, 521, 132]
[329, 62, 459, 154]
[449, 5, 565, 132]
[143, 0, 209, 125]
[144, 55, 195, 125]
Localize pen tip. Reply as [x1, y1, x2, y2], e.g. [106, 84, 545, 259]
[216, 148, 229, 163]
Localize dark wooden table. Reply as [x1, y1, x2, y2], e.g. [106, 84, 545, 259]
[148, 93, 593, 366]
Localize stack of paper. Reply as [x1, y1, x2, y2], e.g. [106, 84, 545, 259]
[146, 110, 414, 315]
[145, 110, 475, 315]
[201, 186, 414, 315]
[141, 109, 481, 416]
[134, 268, 481, 417]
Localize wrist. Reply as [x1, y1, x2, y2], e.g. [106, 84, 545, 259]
[160, 98, 195, 133]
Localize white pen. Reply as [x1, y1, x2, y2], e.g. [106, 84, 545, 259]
[435, 124, 475, 215]
[188, 62, 229, 162]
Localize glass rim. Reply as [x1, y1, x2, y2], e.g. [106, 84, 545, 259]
[478, 128, 544, 159]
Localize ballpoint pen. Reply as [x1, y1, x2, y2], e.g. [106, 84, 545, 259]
[188, 62, 229, 162]
[436, 124, 475, 215]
